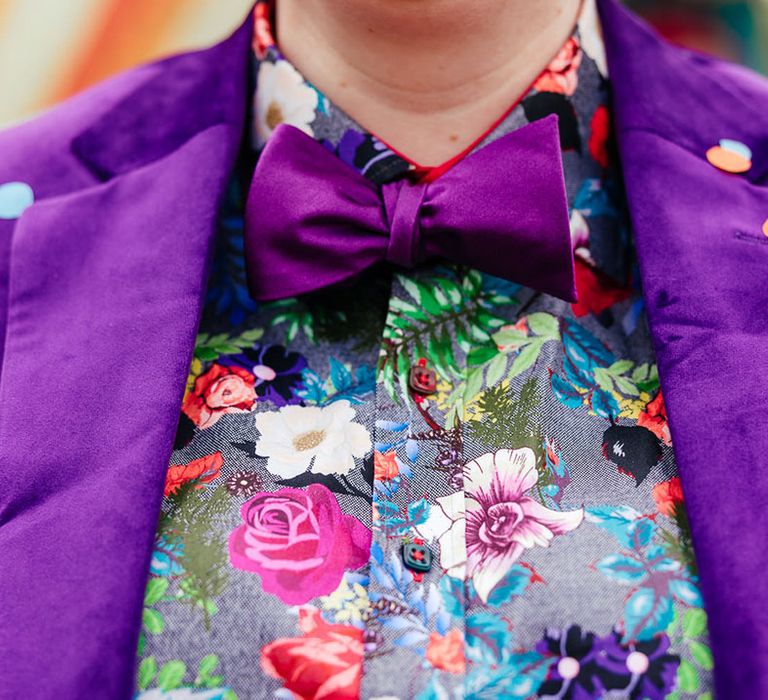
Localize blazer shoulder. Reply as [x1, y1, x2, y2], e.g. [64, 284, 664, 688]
[0, 64, 157, 197]
[670, 47, 768, 147]
[1, 15, 252, 196]
[0, 15, 252, 198]
[681, 44, 768, 98]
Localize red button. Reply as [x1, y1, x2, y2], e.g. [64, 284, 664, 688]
[409, 359, 437, 395]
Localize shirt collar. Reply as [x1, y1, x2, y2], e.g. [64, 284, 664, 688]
[249, 0, 632, 284]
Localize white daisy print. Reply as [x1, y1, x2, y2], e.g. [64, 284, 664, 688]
[254, 400, 372, 478]
[254, 59, 319, 148]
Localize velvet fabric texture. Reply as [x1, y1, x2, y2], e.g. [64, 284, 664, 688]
[600, 2, 768, 696]
[0, 20, 251, 699]
[244, 117, 577, 302]
[0, 1, 766, 697]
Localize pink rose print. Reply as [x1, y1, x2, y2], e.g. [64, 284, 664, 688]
[465, 448, 584, 602]
[533, 37, 582, 96]
[229, 484, 371, 605]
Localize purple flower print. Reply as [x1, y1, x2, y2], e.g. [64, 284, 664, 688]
[536, 625, 680, 699]
[222, 344, 307, 406]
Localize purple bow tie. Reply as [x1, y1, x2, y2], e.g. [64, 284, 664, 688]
[244, 114, 577, 302]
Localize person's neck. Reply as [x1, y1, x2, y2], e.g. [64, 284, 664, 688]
[275, 0, 583, 166]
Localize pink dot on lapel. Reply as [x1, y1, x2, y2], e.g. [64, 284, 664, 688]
[0, 181, 34, 220]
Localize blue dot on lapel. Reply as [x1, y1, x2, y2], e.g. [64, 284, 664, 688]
[0, 181, 34, 220]
[719, 139, 752, 161]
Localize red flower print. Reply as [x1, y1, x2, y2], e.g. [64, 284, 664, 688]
[652, 477, 684, 517]
[426, 629, 466, 674]
[571, 258, 632, 318]
[261, 608, 363, 700]
[182, 363, 256, 429]
[589, 104, 611, 168]
[229, 484, 371, 604]
[639, 391, 672, 446]
[534, 37, 582, 96]
[374, 450, 399, 481]
[252, 1, 275, 59]
[164, 452, 223, 497]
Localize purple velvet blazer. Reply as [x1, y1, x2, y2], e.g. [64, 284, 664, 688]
[0, 0, 767, 697]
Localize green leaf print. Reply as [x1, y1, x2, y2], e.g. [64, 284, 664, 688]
[268, 272, 391, 347]
[526, 312, 559, 339]
[138, 652, 236, 695]
[677, 658, 700, 693]
[157, 660, 186, 692]
[689, 641, 714, 671]
[468, 378, 542, 458]
[378, 269, 513, 402]
[143, 577, 169, 606]
[157, 482, 230, 630]
[507, 339, 544, 380]
[491, 326, 529, 351]
[137, 656, 157, 690]
[666, 604, 712, 697]
[142, 608, 164, 635]
[195, 654, 224, 688]
[682, 608, 708, 638]
[593, 360, 641, 400]
[194, 327, 264, 361]
[485, 353, 507, 388]
[632, 362, 660, 394]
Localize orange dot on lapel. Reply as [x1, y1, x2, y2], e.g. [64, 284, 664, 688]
[762, 218, 768, 237]
[706, 143, 751, 174]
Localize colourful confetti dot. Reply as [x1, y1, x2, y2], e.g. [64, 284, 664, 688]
[0, 181, 34, 220]
[706, 139, 752, 174]
[719, 139, 752, 161]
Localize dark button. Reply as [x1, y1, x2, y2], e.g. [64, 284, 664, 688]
[409, 359, 437, 395]
[402, 542, 432, 573]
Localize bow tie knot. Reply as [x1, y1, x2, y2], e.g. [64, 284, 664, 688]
[382, 179, 428, 268]
[244, 117, 577, 302]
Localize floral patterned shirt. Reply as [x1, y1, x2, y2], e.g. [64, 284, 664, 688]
[135, 1, 715, 698]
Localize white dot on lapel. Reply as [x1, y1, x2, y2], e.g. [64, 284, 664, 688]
[0, 182, 34, 220]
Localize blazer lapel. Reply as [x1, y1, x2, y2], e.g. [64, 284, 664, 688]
[0, 18, 251, 698]
[599, 0, 768, 695]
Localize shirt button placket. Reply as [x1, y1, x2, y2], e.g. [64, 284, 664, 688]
[361, 271, 468, 699]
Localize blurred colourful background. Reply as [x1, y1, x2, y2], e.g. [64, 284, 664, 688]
[1, 0, 766, 128]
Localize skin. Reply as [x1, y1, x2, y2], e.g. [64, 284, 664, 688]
[275, 0, 583, 166]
